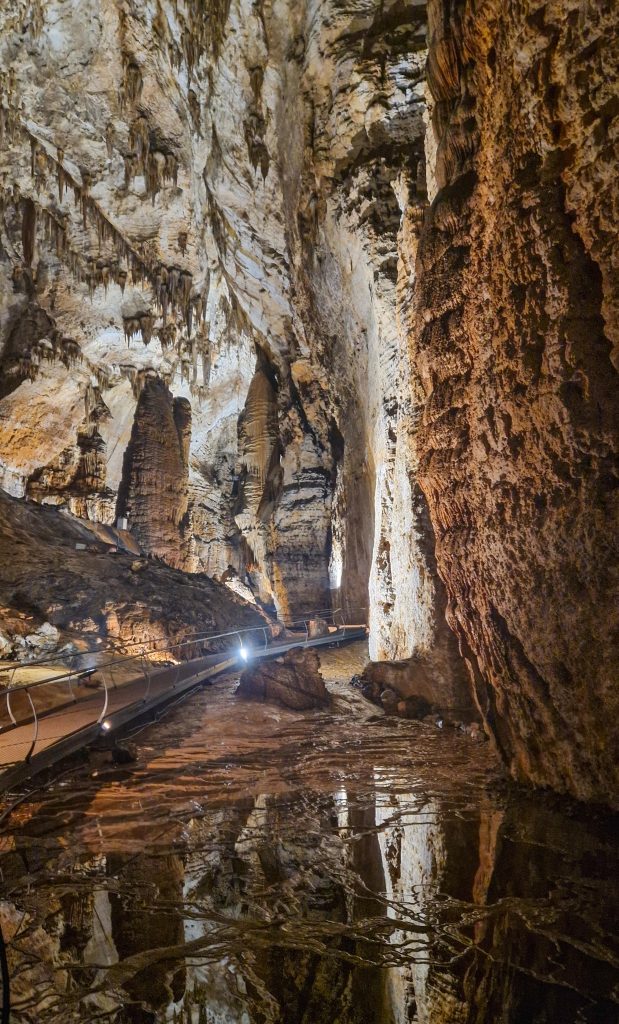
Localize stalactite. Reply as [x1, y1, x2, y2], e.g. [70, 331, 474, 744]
[4, 119, 198, 340]
[126, 61, 143, 105]
[105, 122, 114, 159]
[130, 115, 150, 164]
[56, 146, 65, 200]
[21, 196, 36, 266]
[188, 89, 201, 134]
[30, 0, 44, 39]
[145, 151, 165, 200]
[164, 152, 178, 186]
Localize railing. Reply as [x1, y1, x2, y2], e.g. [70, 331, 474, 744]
[0, 606, 368, 772]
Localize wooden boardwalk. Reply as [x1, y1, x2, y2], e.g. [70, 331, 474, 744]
[0, 626, 366, 793]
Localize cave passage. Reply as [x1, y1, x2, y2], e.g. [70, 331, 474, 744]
[0, 0, 618, 1021]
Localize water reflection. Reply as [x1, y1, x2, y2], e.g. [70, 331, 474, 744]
[0, 644, 617, 1023]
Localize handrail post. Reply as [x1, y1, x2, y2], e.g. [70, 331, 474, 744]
[96, 669, 110, 725]
[141, 655, 152, 703]
[263, 627, 268, 651]
[304, 620, 308, 646]
[24, 689, 38, 762]
[172, 640, 181, 688]
[6, 667, 17, 726]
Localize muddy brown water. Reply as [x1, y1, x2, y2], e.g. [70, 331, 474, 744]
[0, 642, 617, 1023]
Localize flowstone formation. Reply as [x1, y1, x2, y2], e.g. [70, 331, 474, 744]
[413, 0, 619, 805]
[0, 0, 617, 805]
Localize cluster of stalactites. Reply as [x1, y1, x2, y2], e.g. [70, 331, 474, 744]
[151, 0, 232, 77]
[12, 330, 82, 384]
[124, 114, 180, 202]
[117, 16, 182, 200]
[119, 51, 143, 110]
[123, 312, 156, 346]
[10, 128, 205, 337]
[0, 0, 44, 42]
[0, 70, 21, 146]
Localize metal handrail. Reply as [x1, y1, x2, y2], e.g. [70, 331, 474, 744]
[0, 609, 368, 772]
[0, 604, 367, 673]
[0, 602, 366, 700]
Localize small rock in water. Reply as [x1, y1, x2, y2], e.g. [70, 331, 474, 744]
[237, 648, 329, 710]
[307, 617, 329, 639]
[396, 695, 433, 720]
[379, 687, 399, 712]
[111, 742, 138, 764]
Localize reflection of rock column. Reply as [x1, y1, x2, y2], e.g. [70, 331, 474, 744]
[373, 776, 486, 1024]
[107, 852, 186, 1021]
[116, 376, 191, 569]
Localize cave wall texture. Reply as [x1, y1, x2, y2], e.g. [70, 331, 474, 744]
[0, 0, 617, 804]
[415, 0, 619, 804]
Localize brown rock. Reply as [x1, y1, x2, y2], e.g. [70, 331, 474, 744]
[411, 0, 619, 805]
[237, 648, 329, 710]
[0, 489, 265, 657]
[359, 660, 476, 724]
[116, 377, 191, 570]
[306, 617, 329, 639]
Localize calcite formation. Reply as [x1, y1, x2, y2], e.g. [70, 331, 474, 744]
[116, 374, 192, 568]
[413, 0, 619, 804]
[0, 0, 617, 805]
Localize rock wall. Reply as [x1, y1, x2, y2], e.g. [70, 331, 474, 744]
[411, 0, 619, 803]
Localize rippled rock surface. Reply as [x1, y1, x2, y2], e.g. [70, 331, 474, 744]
[1, 643, 617, 1023]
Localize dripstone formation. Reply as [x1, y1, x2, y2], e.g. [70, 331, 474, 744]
[0, 1, 617, 806]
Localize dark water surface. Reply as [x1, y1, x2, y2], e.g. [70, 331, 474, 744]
[1, 643, 617, 1023]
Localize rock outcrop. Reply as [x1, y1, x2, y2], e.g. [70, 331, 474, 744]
[116, 374, 191, 568]
[410, 0, 619, 804]
[237, 648, 329, 710]
[0, 488, 264, 657]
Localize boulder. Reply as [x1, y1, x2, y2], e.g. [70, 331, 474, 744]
[237, 648, 329, 711]
[24, 621, 59, 653]
[307, 617, 329, 639]
[0, 629, 12, 658]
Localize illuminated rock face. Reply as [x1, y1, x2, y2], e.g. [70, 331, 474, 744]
[116, 375, 191, 569]
[0, 1, 617, 802]
[412, 0, 619, 804]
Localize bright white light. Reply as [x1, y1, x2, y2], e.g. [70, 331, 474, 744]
[239, 646, 249, 662]
[329, 538, 343, 591]
[101, 720, 112, 731]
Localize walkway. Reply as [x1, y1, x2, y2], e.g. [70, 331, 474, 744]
[0, 621, 366, 793]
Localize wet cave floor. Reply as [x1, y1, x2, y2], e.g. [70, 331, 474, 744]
[0, 642, 617, 1024]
